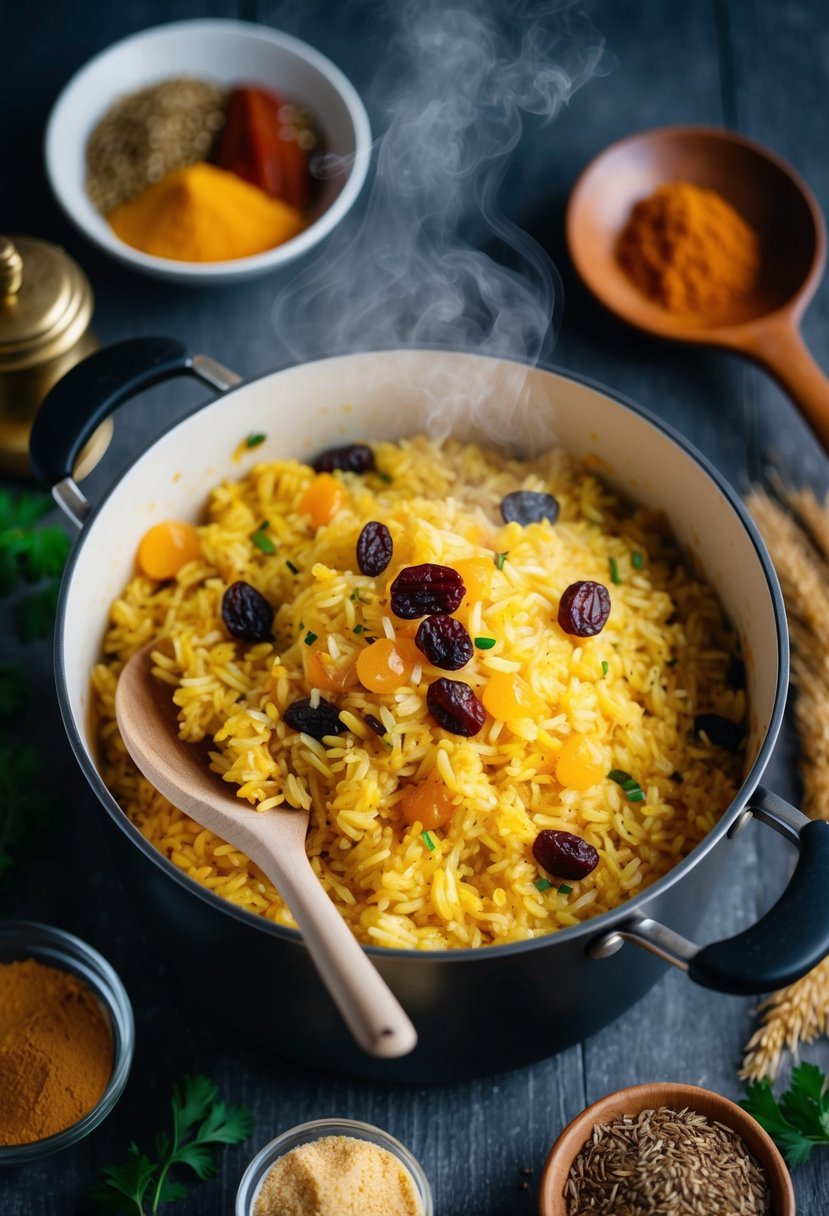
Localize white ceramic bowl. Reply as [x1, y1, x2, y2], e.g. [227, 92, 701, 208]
[44, 19, 372, 284]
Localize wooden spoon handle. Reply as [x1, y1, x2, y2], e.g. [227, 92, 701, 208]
[748, 322, 829, 454]
[265, 853, 418, 1059]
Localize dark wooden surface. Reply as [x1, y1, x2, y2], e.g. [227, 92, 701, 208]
[3, 1, 829, 1212]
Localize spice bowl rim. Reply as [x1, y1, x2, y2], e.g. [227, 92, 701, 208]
[235, 1116, 433, 1216]
[44, 17, 372, 284]
[0, 918, 135, 1164]
[537, 1080, 794, 1216]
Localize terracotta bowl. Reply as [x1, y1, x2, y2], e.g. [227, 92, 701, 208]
[538, 1082, 795, 1216]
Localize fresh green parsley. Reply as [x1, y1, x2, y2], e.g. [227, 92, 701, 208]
[558, 883, 573, 895]
[0, 490, 70, 639]
[631, 551, 644, 569]
[90, 1075, 253, 1214]
[474, 637, 496, 650]
[421, 830, 436, 852]
[245, 433, 266, 448]
[601, 660, 609, 677]
[741, 1063, 829, 1166]
[608, 769, 646, 802]
[535, 877, 552, 892]
[608, 556, 621, 585]
[303, 631, 318, 646]
[495, 551, 508, 571]
[250, 523, 275, 555]
[286, 560, 299, 575]
[377, 471, 392, 484]
[353, 624, 365, 634]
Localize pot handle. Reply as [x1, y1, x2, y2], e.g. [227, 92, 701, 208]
[29, 337, 241, 528]
[587, 787, 829, 995]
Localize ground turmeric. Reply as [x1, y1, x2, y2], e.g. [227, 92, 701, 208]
[108, 162, 306, 262]
[616, 181, 760, 314]
[0, 958, 113, 1144]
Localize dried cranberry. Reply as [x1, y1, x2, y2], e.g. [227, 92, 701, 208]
[532, 829, 599, 880]
[695, 713, 744, 752]
[501, 490, 559, 526]
[390, 564, 466, 619]
[312, 443, 374, 474]
[364, 713, 386, 736]
[426, 678, 485, 736]
[221, 580, 274, 643]
[416, 615, 473, 671]
[283, 697, 347, 741]
[557, 581, 611, 637]
[357, 521, 393, 577]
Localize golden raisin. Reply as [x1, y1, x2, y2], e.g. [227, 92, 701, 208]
[555, 735, 606, 791]
[298, 473, 345, 527]
[400, 769, 455, 829]
[137, 521, 201, 580]
[355, 637, 418, 693]
[482, 672, 545, 721]
[307, 649, 357, 693]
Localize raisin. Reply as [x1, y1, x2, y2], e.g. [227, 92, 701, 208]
[727, 658, 746, 689]
[426, 678, 486, 736]
[357, 521, 393, 577]
[390, 564, 466, 619]
[532, 829, 599, 880]
[283, 697, 347, 741]
[416, 615, 473, 671]
[221, 580, 274, 643]
[364, 713, 386, 736]
[500, 490, 559, 526]
[312, 443, 374, 474]
[695, 713, 744, 752]
[557, 581, 611, 637]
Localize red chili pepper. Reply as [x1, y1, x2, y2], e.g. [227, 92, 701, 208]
[213, 86, 313, 211]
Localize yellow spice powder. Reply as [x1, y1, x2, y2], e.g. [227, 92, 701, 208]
[253, 1135, 423, 1216]
[108, 162, 306, 262]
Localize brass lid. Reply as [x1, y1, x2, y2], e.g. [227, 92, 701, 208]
[0, 235, 94, 373]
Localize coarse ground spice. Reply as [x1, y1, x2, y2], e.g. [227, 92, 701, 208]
[616, 182, 760, 315]
[566, 1105, 769, 1215]
[253, 1134, 422, 1216]
[0, 958, 113, 1145]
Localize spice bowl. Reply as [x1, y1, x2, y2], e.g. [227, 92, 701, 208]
[0, 920, 134, 1164]
[235, 1118, 433, 1216]
[45, 19, 371, 284]
[538, 1082, 794, 1216]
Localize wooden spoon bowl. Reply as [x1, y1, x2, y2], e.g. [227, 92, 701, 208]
[566, 125, 829, 450]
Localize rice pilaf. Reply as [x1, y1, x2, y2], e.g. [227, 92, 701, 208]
[93, 437, 745, 950]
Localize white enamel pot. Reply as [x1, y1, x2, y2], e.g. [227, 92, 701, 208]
[30, 340, 829, 1082]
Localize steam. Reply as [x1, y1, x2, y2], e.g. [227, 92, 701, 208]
[272, 0, 607, 443]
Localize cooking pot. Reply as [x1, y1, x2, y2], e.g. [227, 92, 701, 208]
[31, 339, 829, 1082]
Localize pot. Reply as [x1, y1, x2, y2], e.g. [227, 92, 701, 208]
[31, 339, 829, 1082]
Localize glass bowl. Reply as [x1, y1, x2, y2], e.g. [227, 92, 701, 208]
[236, 1118, 433, 1216]
[0, 920, 134, 1164]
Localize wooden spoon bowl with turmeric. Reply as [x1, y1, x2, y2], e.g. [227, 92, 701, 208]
[566, 124, 829, 453]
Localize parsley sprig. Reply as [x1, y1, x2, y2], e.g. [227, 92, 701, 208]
[0, 490, 70, 639]
[741, 1062, 829, 1165]
[90, 1075, 254, 1214]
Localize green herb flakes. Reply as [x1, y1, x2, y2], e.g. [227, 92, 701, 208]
[377, 472, 392, 484]
[474, 637, 496, 650]
[303, 631, 317, 646]
[422, 830, 436, 852]
[250, 524, 275, 555]
[535, 878, 552, 892]
[353, 624, 365, 634]
[558, 883, 573, 895]
[608, 556, 621, 585]
[495, 551, 508, 571]
[601, 660, 609, 676]
[608, 769, 645, 802]
[631, 551, 644, 569]
[246, 433, 266, 448]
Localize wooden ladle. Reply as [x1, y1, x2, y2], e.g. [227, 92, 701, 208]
[115, 642, 417, 1059]
[566, 125, 829, 450]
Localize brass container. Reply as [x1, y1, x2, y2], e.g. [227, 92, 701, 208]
[0, 234, 112, 479]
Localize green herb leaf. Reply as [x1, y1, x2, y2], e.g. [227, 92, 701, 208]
[0, 492, 70, 639]
[17, 583, 61, 641]
[631, 551, 644, 569]
[601, 660, 609, 676]
[558, 883, 573, 894]
[250, 525, 275, 555]
[353, 624, 365, 634]
[740, 1073, 828, 1166]
[246, 433, 266, 448]
[535, 878, 552, 892]
[474, 637, 496, 650]
[377, 472, 392, 484]
[608, 556, 621, 585]
[304, 631, 317, 646]
[495, 551, 508, 571]
[286, 560, 299, 575]
[608, 769, 645, 801]
[89, 1144, 157, 1215]
[422, 830, 436, 851]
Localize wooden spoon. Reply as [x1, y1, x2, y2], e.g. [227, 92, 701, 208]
[115, 642, 417, 1059]
[566, 125, 829, 450]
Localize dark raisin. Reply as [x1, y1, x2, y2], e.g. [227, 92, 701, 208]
[500, 490, 559, 526]
[669, 770, 684, 783]
[426, 678, 486, 736]
[695, 713, 744, 752]
[532, 829, 599, 880]
[416, 615, 473, 671]
[727, 658, 746, 689]
[283, 697, 347, 741]
[312, 443, 374, 474]
[357, 521, 393, 577]
[221, 581, 274, 643]
[557, 581, 611, 637]
[390, 564, 466, 619]
[364, 713, 386, 736]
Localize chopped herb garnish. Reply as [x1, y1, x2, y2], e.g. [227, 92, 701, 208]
[303, 631, 317, 646]
[350, 590, 368, 604]
[377, 472, 393, 484]
[558, 883, 573, 895]
[669, 770, 684, 784]
[608, 556, 621, 585]
[608, 769, 645, 801]
[535, 878, 552, 892]
[601, 660, 609, 676]
[353, 624, 365, 634]
[474, 637, 496, 650]
[495, 551, 508, 571]
[631, 551, 644, 569]
[246, 433, 266, 448]
[250, 524, 275, 555]
[286, 560, 299, 575]
[422, 830, 436, 851]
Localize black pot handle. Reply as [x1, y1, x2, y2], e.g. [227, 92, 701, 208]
[29, 337, 241, 527]
[588, 787, 829, 995]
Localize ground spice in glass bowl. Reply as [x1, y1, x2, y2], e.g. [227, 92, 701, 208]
[0, 921, 134, 1164]
[538, 1083, 794, 1216]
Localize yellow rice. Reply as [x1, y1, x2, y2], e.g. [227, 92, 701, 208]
[92, 436, 745, 950]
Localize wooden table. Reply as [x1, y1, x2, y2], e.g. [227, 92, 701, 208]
[2, 1, 828, 1211]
